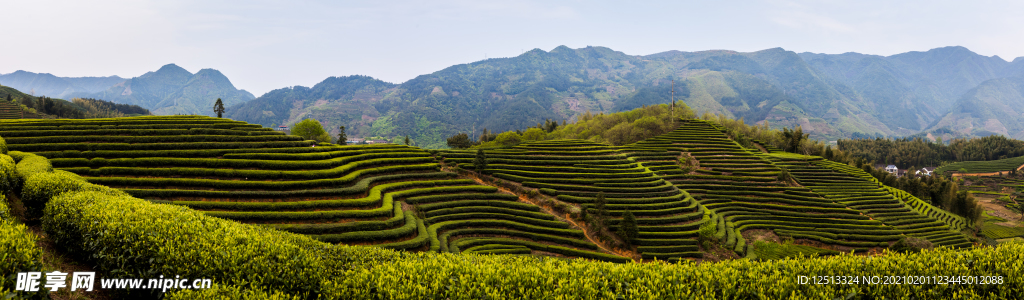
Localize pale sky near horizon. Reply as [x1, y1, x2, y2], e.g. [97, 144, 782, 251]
[2, 0, 1022, 96]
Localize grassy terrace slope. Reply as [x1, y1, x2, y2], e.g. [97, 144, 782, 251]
[438, 140, 706, 261]
[4, 150, 1021, 298]
[768, 155, 973, 248]
[936, 155, 1024, 176]
[630, 119, 971, 254]
[0, 116, 625, 262]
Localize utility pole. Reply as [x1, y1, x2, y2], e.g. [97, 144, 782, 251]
[671, 79, 675, 117]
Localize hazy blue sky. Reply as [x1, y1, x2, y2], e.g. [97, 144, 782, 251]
[2, 0, 1022, 96]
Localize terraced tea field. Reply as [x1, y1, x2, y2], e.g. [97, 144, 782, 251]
[627, 119, 973, 254]
[0, 101, 34, 119]
[0, 116, 626, 262]
[437, 140, 705, 261]
[936, 155, 1024, 176]
[772, 158, 973, 248]
[2, 116, 977, 265]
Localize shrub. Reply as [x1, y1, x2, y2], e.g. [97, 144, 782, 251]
[777, 168, 793, 183]
[889, 237, 934, 253]
[0, 194, 46, 300]
[522, 128, 546, 141]
[291, 119, 330, 142]
[494, 131, 522, 146]
[0, 154, 15, 192]
[167, 284, 303, 300]
[447, 133, 473, 149]
[14, 154, 52, 185]
[698, 216, 718, 245]
[43, 189, 389, 297]
[474, 149, 487, 172]
[21, 169, 127, 219]
[0, 135, 7, 154]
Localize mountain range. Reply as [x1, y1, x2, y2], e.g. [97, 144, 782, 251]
[0, 64, 254, 117]
[4, 46, 1024, 147]
[231, 45, 1024, 147]
[0, 71, 125, 98]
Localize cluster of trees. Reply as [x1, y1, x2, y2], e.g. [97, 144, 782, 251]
[7, 95, 151, 119]
[701, 113, 834, 158]
[447, 103, 697, 149]
[837, 136, 1024, 169]
[547, 103, 694, 145]
[290, 119, 369, 145]
[858, 162, 984, 226]
[578, 192, 638, 248]
[447, 119, 564, 149]
[20, 96, 85, 118]
[72, 98, 151, 118]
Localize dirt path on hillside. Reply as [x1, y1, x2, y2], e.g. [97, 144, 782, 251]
[450, 168, 640, 261]
[5, 192, 112, 300]
[751, 142, 769, 154]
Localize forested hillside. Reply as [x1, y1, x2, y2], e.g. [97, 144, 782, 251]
[225, 76, 397, 141]
[1, 84, 150, 119]
[837, 135, 1024, 169]
[9, 46, 1024, 148]
[924, 76, 1024, 140]
[227, 46, 1024, 148]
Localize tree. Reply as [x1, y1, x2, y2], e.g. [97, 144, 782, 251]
[542, 119, 558, 132]
[777, 168, 793, 184]
[337, 126, 347, 144]
[522, 128, 546, 141]
[779, 126, 809, 153]
[616, 210, 639, 246]
[4, 94, 10, 102]
[474, 149, 487, 173]
[594, 192, 607, 227]
[292, 119, 330, 142]
[479, 128, 494, 142]
[404, 135, 411, 145]
[824, 145, 834, 160]
[494, 131, 522, 146]
[446, 133, 473, 149]
[1013, 187, 1024, 222]
[677, 153, 697, 174]
[213, 98, 225, 118]
[950, 190, 984, 228]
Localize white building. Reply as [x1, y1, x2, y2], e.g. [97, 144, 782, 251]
[915, 167, 935, 177]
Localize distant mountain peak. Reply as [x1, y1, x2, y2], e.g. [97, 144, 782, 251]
[195, 68, 227, 78]
[150, 64, 191, 77]
[158, 63, 186, 71]
[551, 45, 572, 53]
